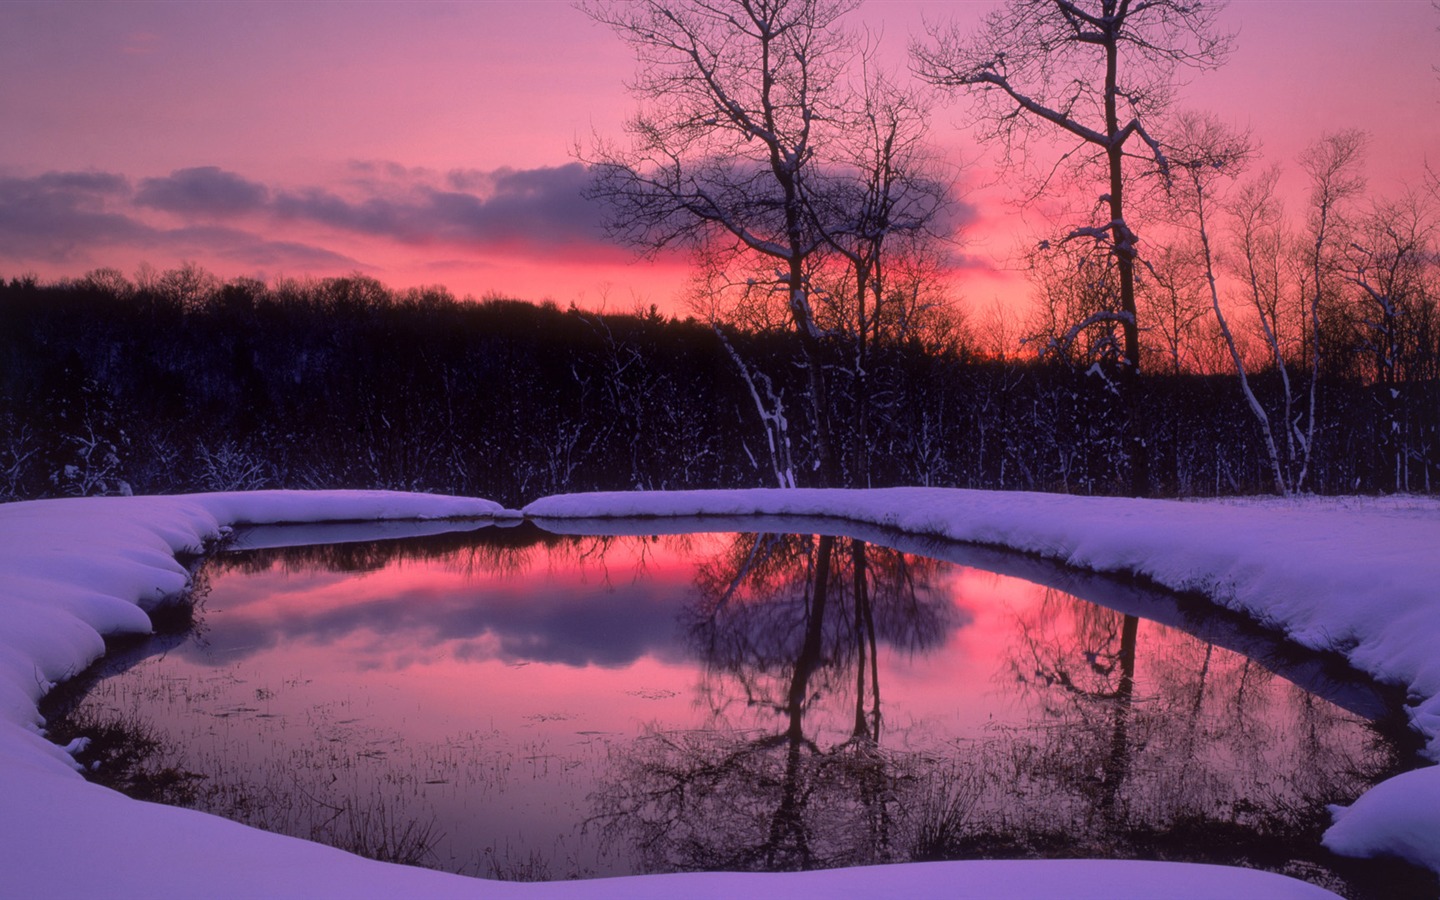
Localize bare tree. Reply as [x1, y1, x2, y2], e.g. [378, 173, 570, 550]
[1164, 112, 1290, 493]
[156, 261, 220, 309]
[582, 0, 865, 484]
[1343, 190, 1438, 490]
[1139, 240, 1212, 376]
[1296, 129, 1367, 491]
[1023, 234, 1126, 368]
[76, 267, 134, 297]
[914, 0, 1232, 496]
[809, 65, 953, 485]
[1227, 165, 1304, 482]
[0, 413, 39, 501]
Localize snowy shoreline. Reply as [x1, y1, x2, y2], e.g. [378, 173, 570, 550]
[4, 488, 1437, 898]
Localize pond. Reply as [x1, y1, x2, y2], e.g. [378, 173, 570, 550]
[50, 518, 1430, 896]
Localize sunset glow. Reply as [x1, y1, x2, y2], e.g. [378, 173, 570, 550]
[2, 1, 1434, 316]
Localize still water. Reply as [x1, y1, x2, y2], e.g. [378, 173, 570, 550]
[63, 521, 1417, 890]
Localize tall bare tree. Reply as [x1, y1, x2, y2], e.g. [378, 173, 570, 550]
[809, 65, 952, 484]
[1296, 129, 1367, 492]
[1163, 112, 1290, 493]
[582, 0, 864, 484]
[914, 0, 1232, 496]
[1227, 166, 1302, 481]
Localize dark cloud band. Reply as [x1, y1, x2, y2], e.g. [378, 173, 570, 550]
[270, 162, 607, 250]
[135, 166, 270, 216]
[0, 162, 617, 274]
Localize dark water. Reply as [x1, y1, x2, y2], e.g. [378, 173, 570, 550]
[61, 520, 1426, 894]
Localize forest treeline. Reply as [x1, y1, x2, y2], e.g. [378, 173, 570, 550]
[2, 267, 1436, 506]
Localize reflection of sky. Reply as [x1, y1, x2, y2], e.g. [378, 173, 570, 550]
[176, 534, 1005, 750]
[178, 534, 1385, 740]
[192, 561, 697, 670]
[198, 532, 972, 675]
[83, 531, 1396, 880]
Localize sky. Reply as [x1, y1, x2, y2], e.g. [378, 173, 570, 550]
[1, 0, 1436, 317]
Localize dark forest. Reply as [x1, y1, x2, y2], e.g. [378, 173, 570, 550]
[3, 268, 1436, 507]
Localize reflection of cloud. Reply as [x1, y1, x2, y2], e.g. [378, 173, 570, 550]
[181, 575, 690, 670]
[449, 582, 686, 667]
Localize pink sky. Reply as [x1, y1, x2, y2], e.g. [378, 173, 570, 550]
[1, 0, 1436, 316]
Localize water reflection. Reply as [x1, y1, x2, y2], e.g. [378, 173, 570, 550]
[595, 533, 959, 872]
[685, 534, 954, 736]
[192, 525, 692, 669]
[60, 523, 1420, 894]
[587, 538, 1408, 884]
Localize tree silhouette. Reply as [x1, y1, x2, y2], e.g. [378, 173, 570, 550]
[915, 0, 1233, 496]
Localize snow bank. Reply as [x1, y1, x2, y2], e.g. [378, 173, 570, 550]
[1323, 767, 1440, 873]
[5, 488, 1435, 896]
[181, 489, 515, 525]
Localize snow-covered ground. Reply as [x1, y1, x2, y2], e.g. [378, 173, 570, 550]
[4, 488, 1439, 898]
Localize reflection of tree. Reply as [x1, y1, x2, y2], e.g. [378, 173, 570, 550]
[849, 539, 880, 741]
[687, 534, 950, 734]
[1008, 591, 1139, 814]
[593, 534, 953, 872]
[210, 521, 574, 577]
[996, 589, 1396, 854]
[598, 569, 1410, 883]
[210, 526, 702, 594]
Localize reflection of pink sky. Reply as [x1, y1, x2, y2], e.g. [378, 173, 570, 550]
[874, 567, 1037, 741]
[204, 536, 979, 729]
[3, 2, 1434, 315]
[193, 536, 1307, 742]
[210, 532, 732, 620]
[86, 533, 1386, 877]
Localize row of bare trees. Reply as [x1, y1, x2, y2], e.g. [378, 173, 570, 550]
[582, 0, 955, 488]
[1136, 125, 1439, 495]
[584, 0, 1439, 497]
[4, 263, 1437, 502]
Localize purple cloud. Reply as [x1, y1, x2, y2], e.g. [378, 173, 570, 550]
[0, 171, 146, 261]
[166, 224, 361, 269]
[0, 162, 646, 275]
[273, 162, 608, 250]
[135, 166, 270, 216]
[0, 169, 357, 271]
